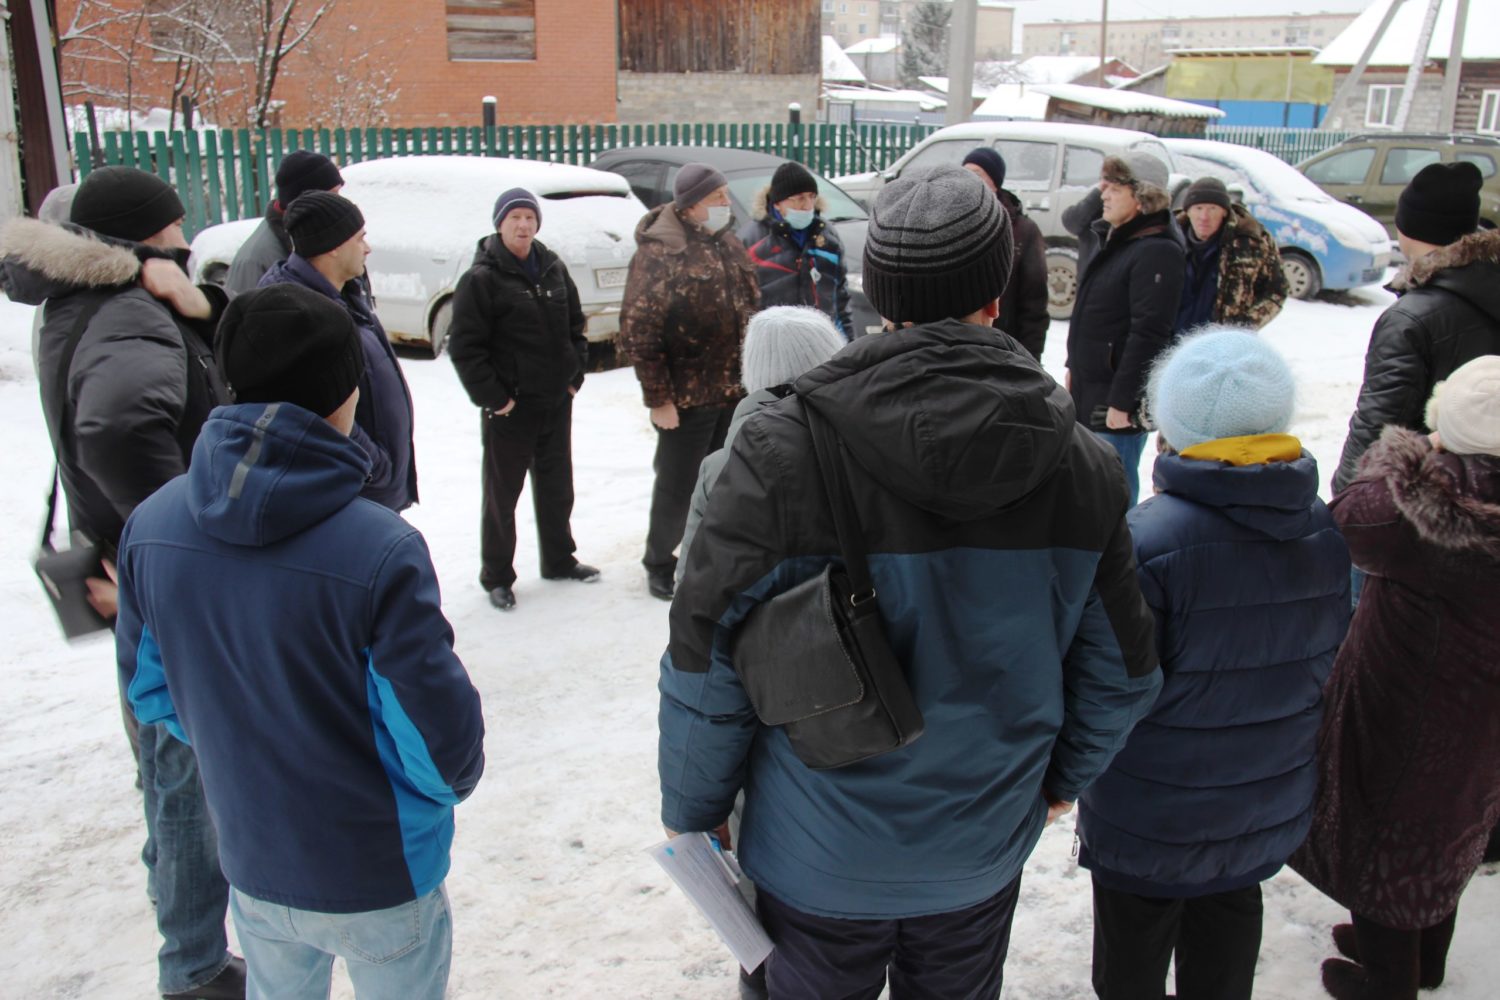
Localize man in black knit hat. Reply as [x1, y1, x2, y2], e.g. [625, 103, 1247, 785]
[1334, 161, 1500, 494]
[225, 150, 344, 296]
[738, 160, 853, 336]
[0, 165, 242, 998]
[259, 190, 418, 513]
[659, 164, 1160, 998]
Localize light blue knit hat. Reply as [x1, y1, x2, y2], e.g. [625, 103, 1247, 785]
[1148, 327, 1296, 450]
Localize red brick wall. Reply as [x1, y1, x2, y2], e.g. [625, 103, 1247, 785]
[56, 0, 619, 128]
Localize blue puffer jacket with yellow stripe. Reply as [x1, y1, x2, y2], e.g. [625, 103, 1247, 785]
[116, 402, 484, 914]
[1078, 436, 1351, 897]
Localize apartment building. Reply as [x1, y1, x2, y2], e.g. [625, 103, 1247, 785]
[1023, 12, 1357, 72]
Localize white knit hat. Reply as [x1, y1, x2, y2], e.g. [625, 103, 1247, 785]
[741, 306, 846, 393]
[1428, 356, 1500, 457]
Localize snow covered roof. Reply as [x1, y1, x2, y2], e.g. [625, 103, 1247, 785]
[844, 36, 902, 56]
[918, 76, 996, 98]
[972, 85, 1052, 120]
[1015, 55, 1133, 85]
[823, 84, 946, 109]
[1033, 83, 1227, 119]
[1168, 46, 1322, 57]
[1315, 0, 1500, 66]
[823, 35, 866, 83]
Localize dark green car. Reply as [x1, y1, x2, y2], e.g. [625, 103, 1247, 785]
[1298, 133, 1500, 240]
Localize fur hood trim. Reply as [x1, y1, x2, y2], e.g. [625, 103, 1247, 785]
[1390, 228, 1500, 292]
[750, 185, 828, 223]
[0, 218, 140, 289]
[1359, 425, 1500, 558]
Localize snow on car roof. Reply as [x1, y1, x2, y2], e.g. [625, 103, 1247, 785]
[1165, 137, 1336, 203]
[341, 156, 633, 198]
[1031, 84, 1226, 119]
[915, 119, 1162, 146]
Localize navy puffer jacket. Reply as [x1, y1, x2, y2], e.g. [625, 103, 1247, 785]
[1078, 438, 1351, 897]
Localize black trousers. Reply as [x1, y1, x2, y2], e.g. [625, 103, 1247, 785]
[643, 403, 734, 573]
[1091, 878, 1263, 1000]
[755, 876, 1022, 1000]
[479, 395, 578, 590]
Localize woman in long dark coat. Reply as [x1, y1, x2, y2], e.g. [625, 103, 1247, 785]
[1291, 356, 1500, 1000]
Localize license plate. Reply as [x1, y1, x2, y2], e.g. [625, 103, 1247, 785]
[595, 267, 629, 289]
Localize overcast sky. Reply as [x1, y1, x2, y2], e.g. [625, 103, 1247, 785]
[1012, 0, 1372, 25]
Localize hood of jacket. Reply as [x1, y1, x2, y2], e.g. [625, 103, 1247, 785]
[1359, 425, 1500, 558]
[0, 218, 142, 304]
[997, 187, 1027, 221]
[749, 185, 829, 223]
[1152, 435, 1323, 540]
[634, 202, 732, 255]
[186, 402, 373, 548]
[793, 319, 1073, 520]
[1389, 228, 1500, 325]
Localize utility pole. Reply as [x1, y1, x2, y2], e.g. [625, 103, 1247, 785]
[1322, 0, 1406, 130]
[1437, 0, 1468, 132]
[945, 0, 978, 126]
[1392, 0, 1442, 130]
[1099, 0, 1109, 86]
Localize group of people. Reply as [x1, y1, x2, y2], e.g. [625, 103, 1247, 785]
[0, 134, 1496, 1000]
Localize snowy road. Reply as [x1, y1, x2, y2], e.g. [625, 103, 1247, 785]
[1, 286, 1495, 998]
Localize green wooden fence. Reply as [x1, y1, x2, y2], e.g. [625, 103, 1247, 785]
[73, 122, 1356, 240]
[73, 122, 939, 239]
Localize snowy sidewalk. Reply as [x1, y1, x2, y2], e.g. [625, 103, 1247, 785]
[1, 289, 1496, 998]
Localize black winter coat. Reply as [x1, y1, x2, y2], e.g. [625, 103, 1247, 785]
[995, 188, 1050, 360]
[1066, 209, 1186, 427]
[448, 236, 587, 410]
[1333, 229, 1500, 492]
[738, 189, 852, 337]
[1062, 186, 1104, 283]
[0, 219, 227, 553]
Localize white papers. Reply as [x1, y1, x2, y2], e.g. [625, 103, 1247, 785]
[649, 833, 774, 971]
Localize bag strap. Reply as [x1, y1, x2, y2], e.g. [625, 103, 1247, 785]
[40, 296, 110, 553]
[803, 402, 877, 604]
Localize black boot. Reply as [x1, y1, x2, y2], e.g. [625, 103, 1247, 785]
[488, 585, 517, 610]
[1332, 913, 1454, 991]
[162, 956, 247, 1000]
[1321, 915, 1420, 1000]
[646, 568, 674, 600]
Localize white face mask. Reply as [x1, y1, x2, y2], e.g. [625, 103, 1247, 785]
[704, 205, 733, 232]
[783, 208, 816, 231]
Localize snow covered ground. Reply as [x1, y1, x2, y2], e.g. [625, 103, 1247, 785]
[2, 284, 1496, 999]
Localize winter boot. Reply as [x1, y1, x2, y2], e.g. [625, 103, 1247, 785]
[161, 956, 247, 999]
[1332, 912, 1454, 991]
[1320, 915, 1420, 1000]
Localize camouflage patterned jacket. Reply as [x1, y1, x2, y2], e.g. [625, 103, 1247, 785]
[618, 203, 760, 410]
[1175, 203, 1287, 330]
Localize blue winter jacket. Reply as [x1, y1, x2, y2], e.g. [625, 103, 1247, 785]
[660, 320, 1162, 920]
[1078, 436, 1351, 897]
[115, 403, 484, 913]
[260, 256, 419, 512]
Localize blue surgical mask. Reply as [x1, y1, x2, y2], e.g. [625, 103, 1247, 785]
[783, 208, 815, 231]
[704, 205, 733, 232]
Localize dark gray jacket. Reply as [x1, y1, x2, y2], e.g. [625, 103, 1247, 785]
[225, 207, 291, 297]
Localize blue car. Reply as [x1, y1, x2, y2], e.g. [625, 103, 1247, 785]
[1164, 138, 1392, 299]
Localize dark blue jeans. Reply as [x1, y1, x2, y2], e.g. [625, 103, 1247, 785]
[138, 721, 232, 993]
[756, 875, 1022, 999]
[1102, 431, 1148, 508]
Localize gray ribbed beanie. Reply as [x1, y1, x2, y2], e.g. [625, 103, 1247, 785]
[674, 163, 729, 211]
[862, 165, 1013, 325]
[741, 306, 846, 392]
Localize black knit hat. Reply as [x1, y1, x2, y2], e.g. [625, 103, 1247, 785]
[215, 284, 365, 418]
[70, 166, 185, 242]
[275, 151, 344, 207]
[961, 147, 1007, 191]
[768, 162, 818, 206]
[1183, 176, 1232, 211]
[1396, 161, 1483, 246]
[284, 191, 365, 259]
[862, 165, 1013, 325]
[673, 162, 729, 211]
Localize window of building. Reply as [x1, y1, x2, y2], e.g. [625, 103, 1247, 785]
[1286, 26, 1311, 45]
[1480, 90, 1500, 135]
[840, 2, 848, 12]
[858, 22, 868, 35]
[1366, 85, 1402, 128]
[823, 0, 834, 11]
[447, 0, 536, 61]
[858, 3, 867, 13]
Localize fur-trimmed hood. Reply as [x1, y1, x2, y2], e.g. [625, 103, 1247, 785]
[0, 218, 141, 304]
[749, 185, 828, 223]
[1358, 425, 1500, 558]
[1390, 228, 1500, 294]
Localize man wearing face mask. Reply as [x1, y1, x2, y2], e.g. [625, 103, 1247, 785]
[618, 163, 760, 600]
[738, 161, 852, 338]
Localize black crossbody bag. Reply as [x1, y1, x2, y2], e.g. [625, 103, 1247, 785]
[730, 401, 924, 769]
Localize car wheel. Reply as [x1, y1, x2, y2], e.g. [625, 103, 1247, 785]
[428, 299, 452, 358]
[1045, 246, 1079, 321]
[1279, 250, 1323, 301]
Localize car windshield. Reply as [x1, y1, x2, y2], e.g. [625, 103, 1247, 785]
[726, 170, 868, 223]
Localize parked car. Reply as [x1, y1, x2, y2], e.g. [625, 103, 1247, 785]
[1297, 133, 1500, 239]
[188, 155, 647, 357]
[589, 146, 883, 336]
[1164, 138, 1392, 300]
[833, 121, 1190, 319]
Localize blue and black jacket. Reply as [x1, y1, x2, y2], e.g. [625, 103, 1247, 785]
[1078, 436, 1350, 897]
[738, 188, 852, 337]
[116, 403, 484, 914]
[659, 320, 1162, 919]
